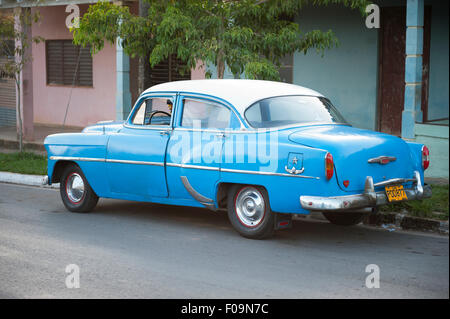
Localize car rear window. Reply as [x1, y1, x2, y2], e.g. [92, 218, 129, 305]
[244, 96, 347, 128]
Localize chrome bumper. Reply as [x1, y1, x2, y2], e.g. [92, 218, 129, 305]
[300, 171, 432, 212]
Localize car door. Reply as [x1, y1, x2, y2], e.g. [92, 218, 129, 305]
[106, 95, 176, 198]
[166, 96, 239, 205]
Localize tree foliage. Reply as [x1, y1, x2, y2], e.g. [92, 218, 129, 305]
[73, 0, 368, 80]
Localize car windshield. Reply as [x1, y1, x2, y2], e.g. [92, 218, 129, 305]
[244, 95, 347, 128]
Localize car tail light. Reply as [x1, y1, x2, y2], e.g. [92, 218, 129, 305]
[422, 145, 430, 170]
[325, 152, 334, 180]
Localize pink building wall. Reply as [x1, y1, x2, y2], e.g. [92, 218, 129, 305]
[29, 4, 205, 128]
[31, 5, 116, 128]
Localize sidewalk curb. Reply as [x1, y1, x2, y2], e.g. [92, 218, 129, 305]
[294, 212, 448, 235]
[363, 212, 449, 235]
[0, 138, 46, 152]
[0, 171, 58, 189]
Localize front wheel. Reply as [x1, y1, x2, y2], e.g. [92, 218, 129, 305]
[322, 212, 365, 226]
[227, 185, 274, 239]
[60, 164, 99, 213]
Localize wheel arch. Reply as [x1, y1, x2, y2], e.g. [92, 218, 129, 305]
[216, 182, 269, 210]
[51, 160, 79, 184]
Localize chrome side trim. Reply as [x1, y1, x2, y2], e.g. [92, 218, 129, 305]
[123, 123, 172, 131]
[221, 167, 319, 179]
[107, 159, 164, 166]
[180, 176, 217, 211]
[49, 156, 105, 162]
[50, 156, 164, 167]
[51, 156, 319, 178]
[166, 163, 220, 171]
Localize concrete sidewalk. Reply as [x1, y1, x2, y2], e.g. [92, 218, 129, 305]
[0, 124, 82, 153]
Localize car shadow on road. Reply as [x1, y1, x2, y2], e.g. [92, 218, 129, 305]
[90, 199, 447, 252]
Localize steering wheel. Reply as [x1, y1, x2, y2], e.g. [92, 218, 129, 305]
[147, 110, 171, 125]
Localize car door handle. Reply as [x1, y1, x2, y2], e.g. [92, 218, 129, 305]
[160, 130, 170, 136]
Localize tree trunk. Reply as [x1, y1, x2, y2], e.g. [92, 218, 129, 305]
[217, 51, 225, 79]
[16, 75, 23, 152]
[138, 0, 150, 92]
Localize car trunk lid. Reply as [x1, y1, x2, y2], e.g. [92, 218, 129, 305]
[288, 125, 414, 192]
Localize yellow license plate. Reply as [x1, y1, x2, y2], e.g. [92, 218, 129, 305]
[385, 185, 408, 202]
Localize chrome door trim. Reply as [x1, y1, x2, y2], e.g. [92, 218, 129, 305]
[106, 159, 165, 166]
[50, 156, 164, 167]
[220, 167, 319, 179]
[49, 156, 105, 162]
[180, 176, 217, 211]
[166, 163, 220, 171]
[51, 156, 319, 179]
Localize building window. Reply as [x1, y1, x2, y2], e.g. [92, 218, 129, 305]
[46, 40, 93, 87]
[149, 54, 191, 87]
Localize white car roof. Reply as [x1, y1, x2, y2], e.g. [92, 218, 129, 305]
[142, 79, 324, 115]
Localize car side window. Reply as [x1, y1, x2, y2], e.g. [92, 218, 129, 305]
[181, 99, 231, 129]
[131, 97, 174, 126]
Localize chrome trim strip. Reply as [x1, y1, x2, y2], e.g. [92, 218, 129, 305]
[106, 159, 164, 166]
[50, 156, 164, 167]
[180, 176, 217, 211]
[49, 156, 105, 162]
[123, 123, 172, 131]
[220, 167, 319, 179]
[51, 156, 319, 178]
[166, 163, 220, 171]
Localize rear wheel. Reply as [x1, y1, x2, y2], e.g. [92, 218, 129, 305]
[227, 185, 274, 239]
[60, 164, 98, 213]
[322, 212, 365, 226]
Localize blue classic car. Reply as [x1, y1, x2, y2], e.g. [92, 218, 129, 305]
[44, 79, 431, 239]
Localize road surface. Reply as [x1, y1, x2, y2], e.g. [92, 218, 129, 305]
[0, 183, 448, 298]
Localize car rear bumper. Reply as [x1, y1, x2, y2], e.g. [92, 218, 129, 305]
[300, 171, 432, 212]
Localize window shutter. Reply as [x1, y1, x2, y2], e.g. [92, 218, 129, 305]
[46, 40, 92, 86]
[149, 55, 190, 87]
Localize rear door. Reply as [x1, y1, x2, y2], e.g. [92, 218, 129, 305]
[166, 97, 238, 202]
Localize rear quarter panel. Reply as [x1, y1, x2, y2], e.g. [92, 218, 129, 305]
[220, 129, 348, 214]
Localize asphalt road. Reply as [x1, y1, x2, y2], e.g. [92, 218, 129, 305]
[0, 182, 448, 299]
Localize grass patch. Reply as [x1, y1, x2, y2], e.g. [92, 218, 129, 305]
[380, 184, 449, 221]
[0, 152, 47, 175]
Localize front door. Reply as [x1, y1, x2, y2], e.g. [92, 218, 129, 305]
[378, 6, 431, 136]
[106, 95, 175, 198]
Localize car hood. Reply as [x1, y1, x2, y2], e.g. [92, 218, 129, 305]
[288, 125, 414, 192]
[82, 121, 124, 134]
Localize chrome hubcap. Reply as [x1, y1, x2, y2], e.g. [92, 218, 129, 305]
[66, 173, 85, 203]
[235, 187, 265, 227]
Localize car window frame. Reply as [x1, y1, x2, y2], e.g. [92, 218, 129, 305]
[174, 95, 242, 132]
[125, 93, 178, 129]
[243, 94, 348, 129]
